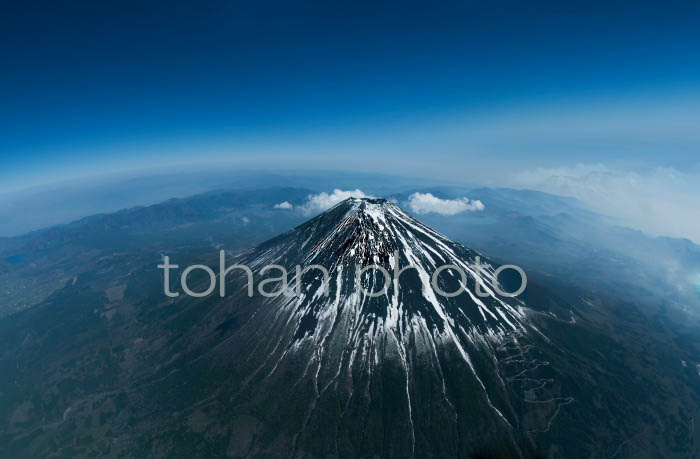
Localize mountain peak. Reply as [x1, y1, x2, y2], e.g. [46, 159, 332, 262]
[331, 196, 396, 219]
[338, 196, 390, 205]
[302, 197, 416, 268]
[249, 197, 531, 344]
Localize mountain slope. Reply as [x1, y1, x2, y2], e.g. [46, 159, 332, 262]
[189, 198, 568, 457]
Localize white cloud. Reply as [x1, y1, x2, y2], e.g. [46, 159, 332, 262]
[407, 192, 485, 216]
[301, 189, 374, 215]
[273, 201, 293, 209]
[511, 163, 700, 243]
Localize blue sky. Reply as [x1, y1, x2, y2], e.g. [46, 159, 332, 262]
[2, 0, 699, 189]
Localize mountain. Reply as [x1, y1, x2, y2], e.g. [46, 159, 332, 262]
[2, 197, 700, 458]
[214, 197, 549, 456]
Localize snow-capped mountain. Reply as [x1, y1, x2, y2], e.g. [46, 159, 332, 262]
[204, 198, 563, 457]
[249, 197, 534, 343]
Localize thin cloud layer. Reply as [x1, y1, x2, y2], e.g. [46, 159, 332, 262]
[407, 192, 485, 216]
[512, 163, 700, 243]
[301, 189, 374, 215]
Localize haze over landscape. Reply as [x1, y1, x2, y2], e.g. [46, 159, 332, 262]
[2, 1, 700, 458]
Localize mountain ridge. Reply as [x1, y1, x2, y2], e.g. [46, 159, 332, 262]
[195, 197, 563, 457]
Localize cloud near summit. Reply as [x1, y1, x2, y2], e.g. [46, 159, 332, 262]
[298, 189, 485, 217]
[301, 189, 375, 215]
[407, 192, 485, 215]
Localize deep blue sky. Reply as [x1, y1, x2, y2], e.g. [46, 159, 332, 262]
[2, 0, 699, 189]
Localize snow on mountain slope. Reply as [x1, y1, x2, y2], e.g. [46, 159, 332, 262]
[204, 198, 557, 456]
[245, 197, 537, 348]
